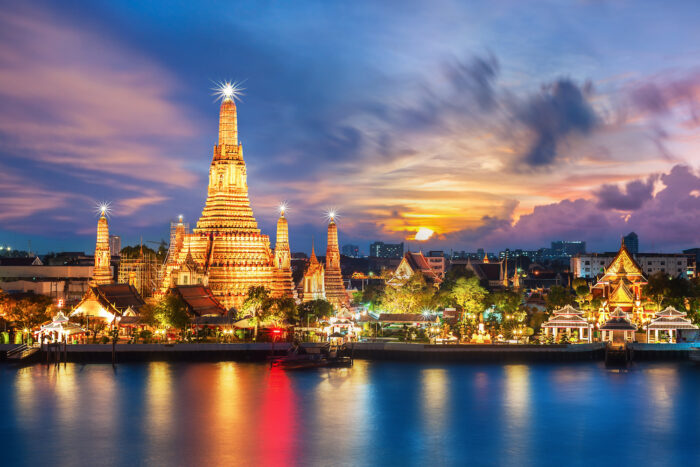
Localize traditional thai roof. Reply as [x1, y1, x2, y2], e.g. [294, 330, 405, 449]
[77, 283, 145, 316]
[600, 307, 637, 331]
[542, 305, 591, 328]
[172, 285, 226, 316]
[393, 251, 441, 285]
[592, 239, 646, 290]
[609, 281, 635, 304]
[39, 312, 86, 335]
[647, 306, 698, 330]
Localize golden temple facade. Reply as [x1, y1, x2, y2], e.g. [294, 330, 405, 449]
[591, 239, 647, 318]
[160, 95, 293, 309]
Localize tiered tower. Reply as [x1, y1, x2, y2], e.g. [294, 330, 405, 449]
[302, 241, 325, 302]
[92, 208, 113, 285]
[323, 216, 349, 309]
[160, 89, 292, 309]
[274, 207, 296, 298]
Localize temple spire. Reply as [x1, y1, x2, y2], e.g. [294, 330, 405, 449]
[218, 98, 238, 147]
[92, 208, 113, 285]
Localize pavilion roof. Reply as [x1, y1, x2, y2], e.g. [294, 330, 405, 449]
[172, 285, 226, 316]
[647, 315, 698, 330]
[654, 306, 688, 318]
[601, 307, 637, 331]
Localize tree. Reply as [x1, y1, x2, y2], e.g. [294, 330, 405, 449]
[546, 285, 574, 311]
[451, 276, 488, 322]
[489, 290, 522, 316]
[241, 286, 271, 339]
[3, 294, 53, 330]
[299, 299, 333, 325]
[643, 271, 671, 311]
[268, 297, 298, 326]
[154, 295, 191, 334]
[381, 273, 435, 314]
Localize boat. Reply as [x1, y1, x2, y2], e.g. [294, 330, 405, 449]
[269, 343, 353, 370]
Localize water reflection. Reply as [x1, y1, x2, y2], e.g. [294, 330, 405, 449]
[1, 361, 699, 466]
[501, 365, 531, 466]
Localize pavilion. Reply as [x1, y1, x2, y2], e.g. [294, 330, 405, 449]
[37, 311, 86, 343]
[541, 305, 593, 342]
[600, 307, 637, 343]
[646, 306, 698, 343]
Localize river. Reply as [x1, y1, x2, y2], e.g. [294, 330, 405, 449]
[1, 361, 699, 466]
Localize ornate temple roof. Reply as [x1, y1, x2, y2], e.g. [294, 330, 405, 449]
[647, 306, 698, 330]
[172, 285, 227, 316]
[542, 305, 591, 328]
[600, 307, 637, 331]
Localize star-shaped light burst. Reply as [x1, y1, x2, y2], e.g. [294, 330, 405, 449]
[324, 208, 339, 223]
[95, 201, 112, 217]
[212, 80, 245, 102]
[279, 202, 289, 216]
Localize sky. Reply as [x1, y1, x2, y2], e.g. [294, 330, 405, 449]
[2, 0, 700, 255]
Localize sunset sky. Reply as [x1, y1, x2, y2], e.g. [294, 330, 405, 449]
[2, 0, 700, 255]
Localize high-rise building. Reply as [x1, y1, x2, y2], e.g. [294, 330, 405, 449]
[109, 235, 121, 257]
[341, 244, 359, 257]
[369, 241, 404, 258]
[159, 88, 293, 308]
[624, 232, 639, 254]
[551, 240, 586, 257]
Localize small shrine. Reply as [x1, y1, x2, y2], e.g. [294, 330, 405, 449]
[600, 307, 637, 343]
[541, 305, 593, 342]
[37, 312, 86, 343]
[646, 306, 698, 343]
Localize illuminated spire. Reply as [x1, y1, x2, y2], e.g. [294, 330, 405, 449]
[218, 97, 238, 147]
[92, 206, 113, 285]
[324, 215, 349, 309]
[275, 207, 290, 269]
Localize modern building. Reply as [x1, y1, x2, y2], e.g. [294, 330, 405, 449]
[369, 241, 404, 259]
[551, 240, 586, 257]
[341, 244, 360, 257]
[109, 235, 122, 256]
[572, 251, 693, 279]
[623, 232, 639, 255]
[426, 251, 446, 277]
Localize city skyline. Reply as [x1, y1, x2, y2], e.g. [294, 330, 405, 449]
[2, 1, 700, 254]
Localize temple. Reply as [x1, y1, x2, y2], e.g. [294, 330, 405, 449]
[92, 208, 113, 285]
[300, 217, 350, 310]
[301, 242, 325, 302]
[323, 216, 350, 309]
[591, 239, 647, 319]
[160, 90, 294, 309]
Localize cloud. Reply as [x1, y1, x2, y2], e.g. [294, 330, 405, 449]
[0, 8, 199, 187]
[516, 79, 598, 166]
[594, 175, 658, 211]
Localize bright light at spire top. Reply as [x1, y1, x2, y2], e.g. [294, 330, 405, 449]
[95, 201, 112, 217]
[279, 202, 288, 215]
[324, 209, 339, 223]
[212, 80, 245, 103]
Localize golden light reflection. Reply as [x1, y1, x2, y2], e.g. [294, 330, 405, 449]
[501, 365, 531, 461]
[312, 362, 370, 460]
[645, 366, 679, 433]
[145, 362, 174, 444]
[421, 368, 447, 434]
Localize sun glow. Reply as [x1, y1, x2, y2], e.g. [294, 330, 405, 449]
[414, 227, 434, 241]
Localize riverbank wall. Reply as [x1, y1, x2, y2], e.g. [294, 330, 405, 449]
[2, 342, 697, 364]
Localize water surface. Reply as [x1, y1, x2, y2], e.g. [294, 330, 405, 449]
[1, 361, 699, 466]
